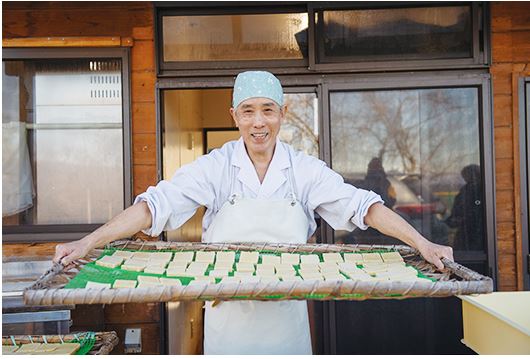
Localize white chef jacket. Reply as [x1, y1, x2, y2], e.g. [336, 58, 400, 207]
[135, 137, 383, 239]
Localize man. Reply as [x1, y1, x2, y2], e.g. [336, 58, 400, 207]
[54, 70, 453, 354]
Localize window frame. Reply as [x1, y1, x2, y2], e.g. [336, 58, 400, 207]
[519, 77, 530, 290]
[155, 1, 489, 77]
[2, 47, 133, 243]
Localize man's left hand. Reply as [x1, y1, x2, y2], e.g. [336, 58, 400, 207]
[416, 241, 454, 270]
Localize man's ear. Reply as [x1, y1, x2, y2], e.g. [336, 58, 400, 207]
[230, 107, 239, 127]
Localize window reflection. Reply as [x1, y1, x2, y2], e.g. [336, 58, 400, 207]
[330, 88, 483, 251]
[281, 93, 319, 156]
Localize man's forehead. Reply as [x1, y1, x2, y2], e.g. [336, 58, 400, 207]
[238, 98, 279, 109]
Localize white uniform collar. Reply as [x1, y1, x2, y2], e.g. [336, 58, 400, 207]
[231, 137, 290, 197]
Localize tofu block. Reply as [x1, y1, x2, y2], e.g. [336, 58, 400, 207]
[239, 275, 261, 283]
[166, 267, 188, 277]
[173, 251, 195, 262]
[275, 263, 295, 272]
[113, 279, 137, 288]
[214, 261, 234, 270]
[322, 273, 345, 281]
[233, 271, 253, 278]
[131, 251, 152, 260]
[261, 254, 281, 265]
[338, 262, 361, 272]
[255, 266, 275, 276]
[112, 250, 134, 259]
[238, 251, 259, 264]
[276, 272, 298, 280]
[15, 343, 42, 353]
[280, 275, 302, 281]
[137, 281, 162, 288]
[300, 254, 320, 264]
[148, 258, 169, 268]
[137, 275, 161, 283]
[299, 263, 320, 271]
[150, 251, 173, 262]
[322, 252, 344, 263]
[281, 253, 300, 265]
[344, 252, 363, 264]
[208, 269, 229, 277]
[144, 266, 166, 275]
[299, 271, 323, 280]
[190, 276, 215, 284]
[236, 262, 255, 272]
[96, 255, 124, 268]
[195, 251, 216, 263]
[381, 251, 404, 263]
[216, 251, 236, 263]
[85, 281, 111, 289]
[168, 261, 189, 269]
[121, 260, 148, 272]
[160, 277, 182, 286]
[362, 252, 383, 263]
[186, 262, 209, 275]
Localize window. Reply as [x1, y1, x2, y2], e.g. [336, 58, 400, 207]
[2, 49, 131, 242]
[317, 5, 472, 62]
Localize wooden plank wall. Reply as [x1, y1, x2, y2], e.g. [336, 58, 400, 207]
[490, 2, 530, 291]
[2, 2, 162, 353]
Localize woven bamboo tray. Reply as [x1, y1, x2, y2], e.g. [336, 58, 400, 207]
[24, 240, 493, 305]
[1, 331, 119, 355]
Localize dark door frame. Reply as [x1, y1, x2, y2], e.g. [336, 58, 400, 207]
[519, 77, 530, 291]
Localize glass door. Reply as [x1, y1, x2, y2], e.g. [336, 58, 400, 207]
[322, 74, 493, 354]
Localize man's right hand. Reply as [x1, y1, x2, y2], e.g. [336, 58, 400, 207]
[53, 239, 92, 266]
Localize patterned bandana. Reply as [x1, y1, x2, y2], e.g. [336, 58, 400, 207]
[232, 71, 284, 109]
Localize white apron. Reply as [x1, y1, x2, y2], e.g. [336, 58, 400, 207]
[202, 163, 312, 355]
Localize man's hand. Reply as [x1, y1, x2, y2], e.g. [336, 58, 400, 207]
[416, 241, 454, 270]
[53, 239, 91, 266]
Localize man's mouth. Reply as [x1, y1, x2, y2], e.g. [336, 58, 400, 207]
[251, 132, 268, 140]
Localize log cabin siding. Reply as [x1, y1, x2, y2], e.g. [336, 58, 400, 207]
[490, 2, 530, 291]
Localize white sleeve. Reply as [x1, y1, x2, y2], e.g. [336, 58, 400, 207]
[306, 161, 383, 231]
[133, 155, 220, 237]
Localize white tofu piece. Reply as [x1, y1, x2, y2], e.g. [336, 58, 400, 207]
[148, 258, 170, 267]
[131, 251, 152, 260]
[137, 281, 163, 288]
[238, 251, 259, 264]
[322, 253, 344, 263]
[322, 273, 345, 281]
[96, 255, 123, 268]
[299, 271, 323, 280]
[168, 260, 189, 268]
[166, 267, 188, 277]
[275, 263, 295, 272]
[344, 252, 363, 264]
[112, 279, 137, 288]
[121, 260, 148, 272]
[112, 250, 134, 259]
[137, 275, 161, 284]
[239, 275, 261, 283]
[276, 272, 298, 280]
[173, 251, 195, 262]
[300, 254, 320, 264]
[261, 254, 281, 265]
[190, 276, 215, 284]
[281, 253, 300, 265]
[216, 251, 235, 263]
[150, 252, 173, 262]
[195, 251, 216, 263]
[236, 262, 255, 272]
[381, 251, 405, 263]
[85, 281, 111, 289]
[318, 262, 339, 272]
[280, 276, 302, 281]
[338, 262, 361, 272]
[187, 262, 209, 273]
[160, 277, 182, 286]
[233, 271, 253, 278]
[144, 266, 166, 275]
[299, 263, 320, 271]
[208, 269, 229, 277]
[362, 252, 383, 263]
[214, 261, 234, 270]
[255, 268, 275, 277]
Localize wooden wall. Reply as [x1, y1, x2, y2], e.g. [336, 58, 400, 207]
[2, 1, 162, 354]
[490, 2, 530, 291]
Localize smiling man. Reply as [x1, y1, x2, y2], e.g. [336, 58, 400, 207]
[54, 70, 453, 355]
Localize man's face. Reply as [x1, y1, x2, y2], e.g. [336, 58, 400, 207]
[230, 97, 284, 157]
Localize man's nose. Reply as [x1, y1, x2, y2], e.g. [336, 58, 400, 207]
[252, 112, 265, 126]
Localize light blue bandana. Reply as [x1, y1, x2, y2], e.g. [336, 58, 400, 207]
[232, 71, 284, 109]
